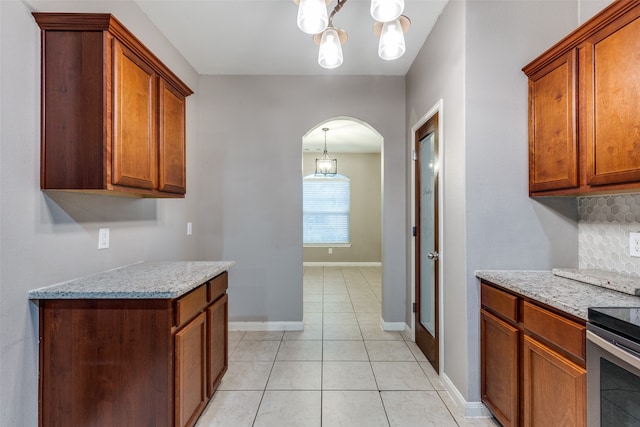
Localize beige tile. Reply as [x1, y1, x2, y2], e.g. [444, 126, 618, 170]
[365, 341, 415, 361]
[380, 391, 457, 427]
[419, 361, 445, 390]
[276, 340, 322, 361]
[254, 391, 321, 427]
[322, 361, 378, 390]
[322, 391, 389, 427]
[323, 312, 357, 324]
[352, 302, 382, 313]
[323, 340, 369, 361]
[304, 302, 323, 313]
[304, 312, 323, 323]
[304, 286, 323, 295]
[405, 340, 429, 362]
[323, 286, 349, 296]
[359, 324, 404, 341]
[304, 293, 323, 303]
[242, 331, 284, 341]
[323, 302, 354, 313]
[230, 340, 280, 361]
[437, 390, 500, 426]
[356, 312, 381, 325]
[218, 362, 273, 390]
[371, 362, 433, 390]
[323, 323, 362, 340]
[228, 339, 240, 357]
[266, 361, 322, 390]
[195, 390, 262, 427]
[323, 294, 351, 303]
[284, 324, 323, 341]
[228, 331, 246, 341]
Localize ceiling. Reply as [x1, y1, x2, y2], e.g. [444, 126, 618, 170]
[135, 0, 448, 76]
[302, 118, 383, 154]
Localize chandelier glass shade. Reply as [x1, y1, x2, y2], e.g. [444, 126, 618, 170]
[296, 0, 330, 34]
[294, 0, 411, 68]
[315, 128, 338, 176]
[370, 0, 405, 23]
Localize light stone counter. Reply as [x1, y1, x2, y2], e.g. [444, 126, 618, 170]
[28, 261, 234, 299]
[475, 270, 640, 320]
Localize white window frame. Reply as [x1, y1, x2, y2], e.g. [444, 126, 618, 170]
[303, 174, 351, 247]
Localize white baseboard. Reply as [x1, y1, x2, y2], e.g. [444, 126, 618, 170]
[228, 321, 304, 331]
[380, 320, 409, 332]
[440, 373, 493, 418]
[303, 262, 382, 267]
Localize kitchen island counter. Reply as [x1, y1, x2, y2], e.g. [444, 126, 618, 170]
[28, 260, 234, 299]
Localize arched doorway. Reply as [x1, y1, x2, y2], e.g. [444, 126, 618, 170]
[301, 117, 384, 331]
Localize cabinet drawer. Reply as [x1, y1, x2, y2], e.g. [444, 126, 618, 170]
[208, 272, 228, 303]
[522, 301, 585, 362]
[175, 285, 207, 328]
[481, 283, 518, 322]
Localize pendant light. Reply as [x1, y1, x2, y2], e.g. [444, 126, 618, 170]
[293, 0, 411, 68]
[374, 15, 410, 61]
[370, 0, 404, 23]
[314, 26, 348, 69]
[294, 0, 331, 35]
[315, 128, 338, 175]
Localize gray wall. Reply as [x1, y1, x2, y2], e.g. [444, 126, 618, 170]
[405, 0, 614, 405]
[197, 76, 406, 324]
[303, 153, 382, 264]
[0, 1, 203, 425]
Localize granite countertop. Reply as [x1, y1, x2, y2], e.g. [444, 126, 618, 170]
[28, 261, 235, 299]
[475, 270, 640, 320]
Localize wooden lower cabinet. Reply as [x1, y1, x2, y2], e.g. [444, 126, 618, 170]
[175, 311, 208, 427]
[481, 309, 519, 427]
[480, 281, 586, 427]
[38, 272, 228, 427]
[523, 336, 586, 427]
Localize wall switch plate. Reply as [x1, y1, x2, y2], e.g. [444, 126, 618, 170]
[98, 228, 110, 249]
[187, 222, 193, 236]
[631, 232, 640, 258]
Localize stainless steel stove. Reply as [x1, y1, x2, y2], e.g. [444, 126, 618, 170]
[587, 307, 640, 427]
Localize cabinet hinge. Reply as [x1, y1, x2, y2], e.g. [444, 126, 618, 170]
[412, 226, 416, 237]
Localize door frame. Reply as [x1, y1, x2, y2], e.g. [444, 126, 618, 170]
[410, 99, 444, 374]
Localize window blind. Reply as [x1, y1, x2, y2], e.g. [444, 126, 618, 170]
[303, 174, 350, 244]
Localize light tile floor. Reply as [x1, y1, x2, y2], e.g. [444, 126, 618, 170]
[196, 266, 498, 427]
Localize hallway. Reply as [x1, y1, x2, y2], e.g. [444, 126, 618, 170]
[196, 266, 497, 426]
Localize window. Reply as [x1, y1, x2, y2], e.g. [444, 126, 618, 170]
[303, 174, 350, 244]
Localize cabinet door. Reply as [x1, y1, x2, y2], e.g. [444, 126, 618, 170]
[528, 49, 578, 193]
[207, 294, 228, 397]
[175, 311, 207, 427]
[583, 8, 640, 187]
[112, 39, 158, 190]
[523, 335, 586, 427]
[159, 79, 187, 194]
[481, 309, 519, 427]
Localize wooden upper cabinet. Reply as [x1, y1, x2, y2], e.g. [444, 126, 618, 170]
[528, 50, 578, 193]
[159, 79, 187, 194]
[583, 10, 640, 187]
[523, 0, 640, 196]
[33, 13, 193, 198]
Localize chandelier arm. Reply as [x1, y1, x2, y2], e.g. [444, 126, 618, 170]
[328, 0, 348, 26]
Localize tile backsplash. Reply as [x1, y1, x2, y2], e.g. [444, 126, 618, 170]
[578, 194, 640, 277]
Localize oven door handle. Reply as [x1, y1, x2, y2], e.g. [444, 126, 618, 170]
[587, 330, 640, 368]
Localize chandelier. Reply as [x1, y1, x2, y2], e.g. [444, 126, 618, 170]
[315, 128, 338, 175]
[293, 0, 411, 69]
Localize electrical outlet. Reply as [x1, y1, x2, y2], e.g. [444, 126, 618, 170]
[187, 222, 193, 236]
[631, 232, 640, 258]
[328, 248, 333, 254]
[98, 228, 109, 249]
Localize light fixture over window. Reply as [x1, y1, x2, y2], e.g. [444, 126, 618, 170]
[315, 127, 338, 176]
[293, 0, 410, 69]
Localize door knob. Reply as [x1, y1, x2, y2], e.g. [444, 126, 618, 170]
[427, 252, 439, 261]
